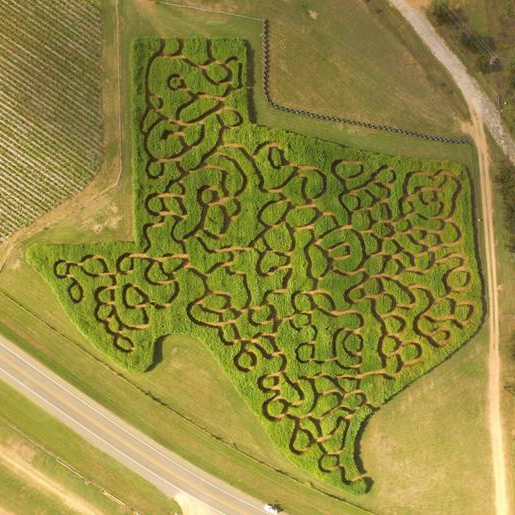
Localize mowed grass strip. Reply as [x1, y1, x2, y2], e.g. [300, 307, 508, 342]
[0, 461, 77, 515]
[28, 37, 484, 494]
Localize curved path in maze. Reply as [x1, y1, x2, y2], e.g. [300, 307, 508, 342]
[158, 1, 469, 145]
[29, 37, 484, 493]
[390, 3, 513, 513]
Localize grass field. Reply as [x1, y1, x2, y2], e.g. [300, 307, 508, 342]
[0, 0, 495, 513]
[264, 0, 469, 133]
[136, 0, 470, 136]
[0, 0, 103, 243]
[0, 378, 180, 514]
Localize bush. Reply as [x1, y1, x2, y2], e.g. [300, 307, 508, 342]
[431, 0, 454, 24]
[476, 54, 490, 73]
[496, 161, 515, 251]
[509, 57, 515, 88]
[503, 99, 515, 133]
[460, 30, 480, 53]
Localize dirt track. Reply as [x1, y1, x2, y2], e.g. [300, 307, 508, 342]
[471, 109, 508, 515]
[389, 2, 512, 514]
[0, 442, 102, 515]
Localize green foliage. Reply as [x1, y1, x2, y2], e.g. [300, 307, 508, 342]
[431, 0, 454, 25]
[495, 160, 515, 251]
[509, 57, 515, 88]
[28, 37, 484, 495]
[504, 98, 515, 134]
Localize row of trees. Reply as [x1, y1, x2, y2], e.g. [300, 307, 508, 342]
[431, 1, 515, 134]
[431, 0, 498, 72]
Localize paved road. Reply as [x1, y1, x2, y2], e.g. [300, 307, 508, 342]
[390, 2, 512, 514]
[0, 334, 265, 515]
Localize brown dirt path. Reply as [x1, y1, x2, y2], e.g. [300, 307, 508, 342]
[0, 442, 103, 515]
[468, 109, 509, 515]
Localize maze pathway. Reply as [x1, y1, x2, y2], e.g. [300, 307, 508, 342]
[29, 37, 484, 493]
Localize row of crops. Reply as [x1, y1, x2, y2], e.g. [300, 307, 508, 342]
[29, 37, 483, 494]
[0, 0, 102, 243]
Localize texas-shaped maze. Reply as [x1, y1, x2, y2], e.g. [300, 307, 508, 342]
[29, 37, 484, 493]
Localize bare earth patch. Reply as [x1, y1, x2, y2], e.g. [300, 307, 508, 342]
[174, 492, 217, 515]
[404, 0, 432, 8]
[5, 439, 36, 461]
[6, 259, 21, 272]
[308, 9, 318, 19]
[92, 203, 123, 234]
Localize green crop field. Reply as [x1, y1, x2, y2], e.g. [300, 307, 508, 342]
[0, 0, 102, 243]
[27, 36, 484, 494]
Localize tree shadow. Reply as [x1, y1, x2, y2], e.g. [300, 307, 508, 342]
[146, 335, 166, 372]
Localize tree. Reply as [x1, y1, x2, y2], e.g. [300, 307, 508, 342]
[496, 161, 515, 251]
[476, 54, 490, 73]
[509, 57, 515, 88]
[431, 0, 454, 24]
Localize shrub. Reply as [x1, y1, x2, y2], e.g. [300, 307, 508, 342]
[509, 57, 515, 88]
[431, 0, 454, 25]
[496, 160, 515, 251]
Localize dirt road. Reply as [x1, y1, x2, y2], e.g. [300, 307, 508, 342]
[470, 109, 509, 515]
[389, 1, 512, 514]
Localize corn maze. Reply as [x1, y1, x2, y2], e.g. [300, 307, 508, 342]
[0, 0, 102, 243]
[29, 37, 484, 493]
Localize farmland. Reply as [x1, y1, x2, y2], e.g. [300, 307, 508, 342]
[0, 0, 102, 243]
[28, 36, 484, 494]
[0, 0, 496, 513]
